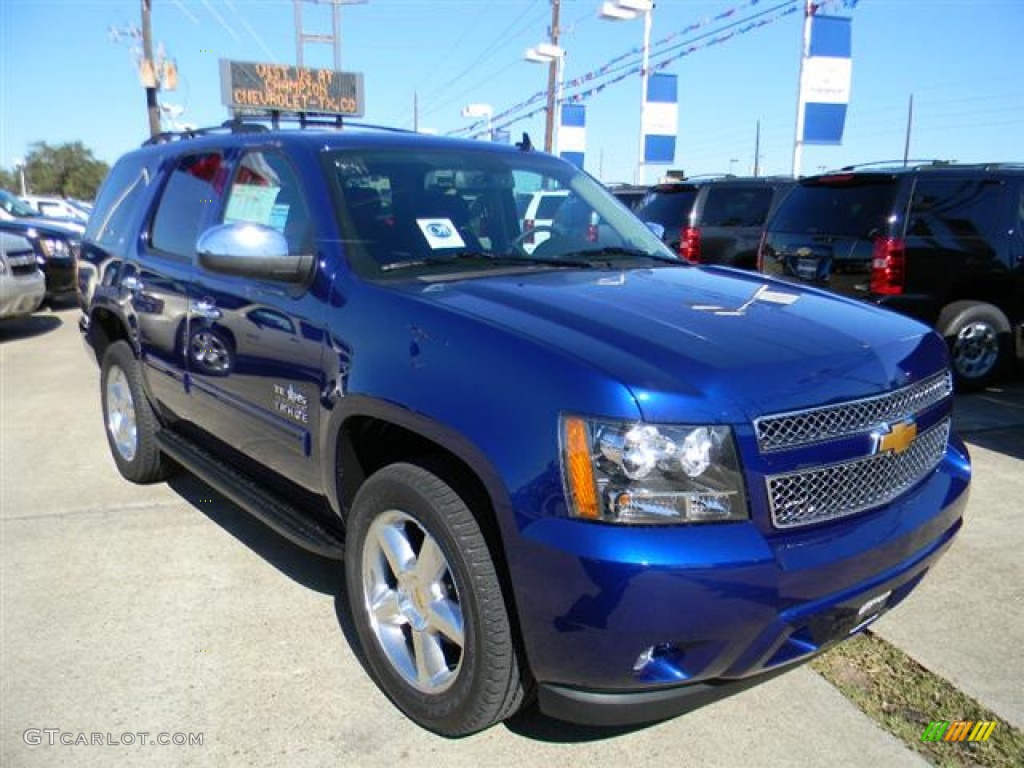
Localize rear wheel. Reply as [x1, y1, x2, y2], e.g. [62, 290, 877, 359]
[937, 301, 1010, 391]
[100, 341, 170, 483]
[345, 462, 526, 736]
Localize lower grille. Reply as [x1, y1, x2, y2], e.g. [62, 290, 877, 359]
[767, 418, 950, 529]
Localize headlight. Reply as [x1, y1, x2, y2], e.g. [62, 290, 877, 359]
[560, 416, 748, 524]
[39, 237, 71, 259]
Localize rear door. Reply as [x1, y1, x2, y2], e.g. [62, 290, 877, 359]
[189, 146, 327, 492]
[132, 151, 225, 420]
[904, 175, 1009, 323]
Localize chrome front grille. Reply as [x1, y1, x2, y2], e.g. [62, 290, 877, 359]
[766, 418, 950, 529]
[754, 372, 952, 452]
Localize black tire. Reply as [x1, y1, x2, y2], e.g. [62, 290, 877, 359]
[100, 340, 171, 484]
[345, 462, 527, 736]
[937, 301, 1010, 392]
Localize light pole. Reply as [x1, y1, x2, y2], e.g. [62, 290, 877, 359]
[461, 103, 494, 140]
[525, 42, 566, 153]
[12, 158, 27, 196]
[729, 158, 738, 175]
[599, 0, 653, 184]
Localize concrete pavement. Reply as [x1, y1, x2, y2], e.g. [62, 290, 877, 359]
[2, 306, 1017, 766]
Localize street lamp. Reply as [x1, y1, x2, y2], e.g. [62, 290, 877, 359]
[461, 103, 494, 140]
[12, 157, 27, 196]
[599, 0, 653, 184]
[524, 43, 566, 154]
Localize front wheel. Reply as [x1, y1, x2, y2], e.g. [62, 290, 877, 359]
[345, 462, 527, 736]
[100, 340, 171, 483]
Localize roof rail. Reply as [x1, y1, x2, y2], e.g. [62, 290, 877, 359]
[836, 159, 949, 171]
[142, 119, 269, 146]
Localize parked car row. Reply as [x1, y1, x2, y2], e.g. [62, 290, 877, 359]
[0, 189, 86, 307]
[599, 163, 1024, 390]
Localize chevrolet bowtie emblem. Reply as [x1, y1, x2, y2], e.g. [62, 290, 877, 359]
[873, 419, 918, 455]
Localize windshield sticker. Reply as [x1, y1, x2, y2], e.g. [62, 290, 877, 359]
[758, 289, 799, 305]
[225, 185, 280, 226]
[416, 218, 466, 250]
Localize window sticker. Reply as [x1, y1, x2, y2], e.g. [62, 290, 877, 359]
[416, 218, 466, 250]
[224, 185, 280, 226]
[268, 204, 290, 233]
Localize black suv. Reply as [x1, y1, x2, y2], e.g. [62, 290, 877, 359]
[759, 163, 1024, 390]
[635, 176, 792, 269]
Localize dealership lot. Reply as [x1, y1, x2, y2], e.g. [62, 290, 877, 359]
[2, 306, 1021, 767]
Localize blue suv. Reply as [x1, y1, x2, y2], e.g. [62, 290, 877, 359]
[79, 122, 971, 736]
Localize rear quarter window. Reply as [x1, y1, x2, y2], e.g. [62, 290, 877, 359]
[636, 188, 698, 229]
[85, 155, 158, 252]
[770, 178, 898, 236]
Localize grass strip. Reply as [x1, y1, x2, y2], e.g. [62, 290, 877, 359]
[811, 631, 1023, 767]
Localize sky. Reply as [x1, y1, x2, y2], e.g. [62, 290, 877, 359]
[1, 0, 1021, 187]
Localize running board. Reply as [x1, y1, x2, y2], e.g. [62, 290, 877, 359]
[157, 430, 345, 560]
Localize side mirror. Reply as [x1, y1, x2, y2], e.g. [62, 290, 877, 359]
[196, 222, 313, 284]
[645, 221, 666, 240]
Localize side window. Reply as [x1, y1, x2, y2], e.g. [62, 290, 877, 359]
[907, 179, 1002, 247]
[86, 156, 156, 252]
[150, 153, 223, 260]
[222, 151, 312, 255]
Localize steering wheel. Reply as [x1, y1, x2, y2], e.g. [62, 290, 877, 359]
[510, 225, 558, 255]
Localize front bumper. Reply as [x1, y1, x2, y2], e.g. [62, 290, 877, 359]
[511, 442, 970, 726]
[0, 272, 46, 319]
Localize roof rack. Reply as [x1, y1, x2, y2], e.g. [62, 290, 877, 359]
[141, 114, 417, 147]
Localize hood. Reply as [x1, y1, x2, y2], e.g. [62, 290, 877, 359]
[408, 266, 947, 423]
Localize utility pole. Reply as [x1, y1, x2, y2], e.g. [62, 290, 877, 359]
[141, 0, 161, 138]
[753, 119, 761, 177]
[544, 0, 561, 154]
[903, 94, 914, 167]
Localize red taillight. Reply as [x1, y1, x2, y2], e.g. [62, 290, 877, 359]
[586, 223, 599, 243]
[870, 237, 905, 295]
[679, 226, 701, 263]
[524, 219, 535, 244]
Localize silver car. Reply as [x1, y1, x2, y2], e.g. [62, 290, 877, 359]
[0, 231, 45, 319]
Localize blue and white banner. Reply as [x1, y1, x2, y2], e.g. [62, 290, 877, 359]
[642, 73, 678, 164]
[798, 14, 852, 145]
[559, 104, 586, 169]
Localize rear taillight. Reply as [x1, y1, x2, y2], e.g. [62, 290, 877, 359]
[524, 219, 535, 244]
[679, 226, 701, 263]
[586, 223, 599, 243]
[756, 231, 767, 271]
[870, 237, 905, 295]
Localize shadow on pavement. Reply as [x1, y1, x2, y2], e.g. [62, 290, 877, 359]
[953, 371, 1024, 461]
[503, 701, 648, 742]
[0, 312, 62, 342]
[167, 472, 343, 597]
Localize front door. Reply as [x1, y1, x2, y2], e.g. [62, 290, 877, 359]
[189, 148, 326, 492]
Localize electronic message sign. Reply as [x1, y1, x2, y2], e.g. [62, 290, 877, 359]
[220, 59, 364, 117]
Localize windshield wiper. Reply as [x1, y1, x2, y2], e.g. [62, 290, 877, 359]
[562, 246, 683, 265]
[380, 252, 595, 272]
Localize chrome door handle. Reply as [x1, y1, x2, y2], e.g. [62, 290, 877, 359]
[192, 297, 222, 321]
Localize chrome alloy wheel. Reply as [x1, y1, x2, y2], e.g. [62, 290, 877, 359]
[361, 510, 465, 694]
[105, 365, 138, 462]
[953, 321, 999, 378]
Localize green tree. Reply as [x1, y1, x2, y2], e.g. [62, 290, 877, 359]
[22, 142, 109, 201]
[0, 167, 17, 192]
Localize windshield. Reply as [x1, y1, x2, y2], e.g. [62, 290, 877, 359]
[0, 190, 39, 218]
[322, 146, 679, 279]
